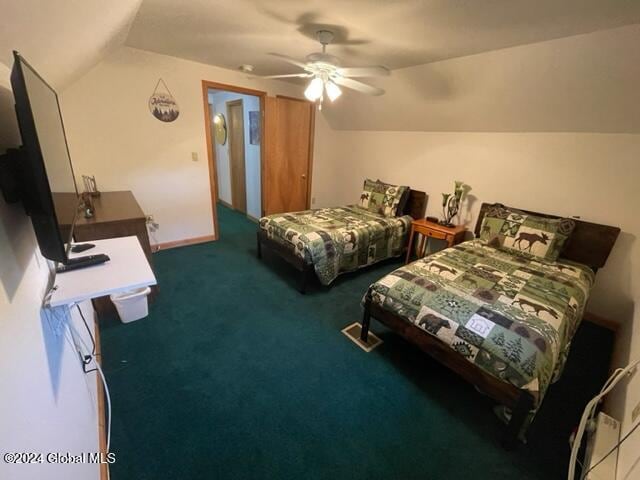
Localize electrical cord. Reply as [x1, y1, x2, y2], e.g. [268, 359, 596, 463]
[72, 303, 100, 373]
[64, 304, 113, 469]
[95, 361, 112, 452]
[568, 358, 640, 480]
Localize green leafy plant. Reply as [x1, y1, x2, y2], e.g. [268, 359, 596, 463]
[440, 181, 471, 226]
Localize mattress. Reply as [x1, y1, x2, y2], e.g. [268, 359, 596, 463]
[259, 206, 411, 285]
[366, 239, 594, 405]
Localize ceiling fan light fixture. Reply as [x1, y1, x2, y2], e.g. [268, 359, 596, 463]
[325, 81, 342, 102]
[267, 29, 387, 108]
[304, 77, 324, 101]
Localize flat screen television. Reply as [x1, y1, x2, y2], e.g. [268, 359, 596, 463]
[10, 51, 108, 271]
[10, 51, 79, 264]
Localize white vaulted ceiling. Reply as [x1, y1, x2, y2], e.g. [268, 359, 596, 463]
[0, 0, 143, 89]
[1, 0, 639, 135]
[122, 0, 640, 133]
[125, 0, 640, 75]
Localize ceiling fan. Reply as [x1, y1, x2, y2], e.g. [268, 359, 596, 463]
[260, 30, 390, 108]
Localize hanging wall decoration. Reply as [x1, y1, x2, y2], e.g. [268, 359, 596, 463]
[149, 78, 179, 122]
[249, 111, 260, 145]
[213, 113, 227, 145]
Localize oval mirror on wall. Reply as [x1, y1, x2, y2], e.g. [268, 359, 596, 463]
[213, 113, 227, 145]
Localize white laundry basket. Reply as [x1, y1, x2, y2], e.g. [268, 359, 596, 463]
[110, 287, 151, 323]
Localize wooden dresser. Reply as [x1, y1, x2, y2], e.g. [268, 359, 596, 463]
[71, 191, 157, 314]
[73, 191, 152, 261]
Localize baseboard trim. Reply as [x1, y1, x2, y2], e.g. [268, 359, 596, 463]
[217, 199, 233, 209]
[583, 312, 618, 332]
[152, 234, 217, 252]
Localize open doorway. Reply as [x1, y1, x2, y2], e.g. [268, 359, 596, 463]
[202, 81, 316, 241]
[203, 82, 266, 238]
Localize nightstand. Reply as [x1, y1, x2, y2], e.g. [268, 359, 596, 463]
[405, 219, 467, 263]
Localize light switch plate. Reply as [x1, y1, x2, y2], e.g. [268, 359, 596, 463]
[191, 152, 198, 161]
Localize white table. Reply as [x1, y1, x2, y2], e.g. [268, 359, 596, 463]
[47, 236, 157, 308]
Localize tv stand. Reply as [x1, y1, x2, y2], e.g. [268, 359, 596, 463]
[55, 254, 110, 273]
[47, 236, 156, 308]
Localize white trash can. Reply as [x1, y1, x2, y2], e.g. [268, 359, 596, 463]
[110, 287, 151, 323]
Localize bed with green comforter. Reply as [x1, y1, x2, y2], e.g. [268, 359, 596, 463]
[366, 239, 594, 407]
[259, 206, 412, 285]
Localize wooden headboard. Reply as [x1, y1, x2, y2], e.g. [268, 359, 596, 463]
[403, 190, 427, 220]
[474, 203, 620, 270]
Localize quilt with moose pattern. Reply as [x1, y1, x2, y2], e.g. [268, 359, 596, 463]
[259, 206, 412, 285]
[366, 239, 594, 407]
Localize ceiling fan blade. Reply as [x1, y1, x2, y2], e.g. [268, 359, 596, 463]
[268, 53, 309, 70]
[260, 73, 312, 79]
[337, 66, 390, 77]
[333, 77, 385, 96]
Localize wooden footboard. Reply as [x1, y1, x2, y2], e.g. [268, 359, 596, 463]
[257, 230, 315, 293]
[360, 291, 534, 449]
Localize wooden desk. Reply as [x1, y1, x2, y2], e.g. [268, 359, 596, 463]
[405, 219, 467, 264]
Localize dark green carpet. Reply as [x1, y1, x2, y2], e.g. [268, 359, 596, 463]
[100, 204, 613, 480]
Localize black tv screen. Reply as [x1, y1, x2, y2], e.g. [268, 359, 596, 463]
[11, 51, 79, 264]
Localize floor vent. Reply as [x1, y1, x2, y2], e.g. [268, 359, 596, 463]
[341, 322, 383, 352]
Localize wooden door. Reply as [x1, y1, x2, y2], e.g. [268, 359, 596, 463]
[227, 100, 247, 213]
[263, 96, 314, 215]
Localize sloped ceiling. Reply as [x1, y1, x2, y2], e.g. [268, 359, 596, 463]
[124, 0, 640, 133]
[0, 0, 142, 149]
[126, 0, 640, 75]
[320, 24, 640, 133]
[0, 0, 143, 90]
[1, 0, 639, 139]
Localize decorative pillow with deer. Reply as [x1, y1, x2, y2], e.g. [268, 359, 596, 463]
[479, 205, 575, 262]
[358, 179, 409, 217]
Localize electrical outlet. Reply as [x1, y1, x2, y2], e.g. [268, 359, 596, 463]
[191, 152, 198, 162]
[311, 197, 316, 205]
[146, 214, 159, 232]
[632, 399, 640, 423]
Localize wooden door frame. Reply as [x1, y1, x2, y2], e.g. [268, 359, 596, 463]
[275, 95, 316, 210]
[201, 80, 266, 240]
[226, 98, 246, 213]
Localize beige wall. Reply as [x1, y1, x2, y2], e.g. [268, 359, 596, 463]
[0, 66, 101, 480]
[321, 24, 640, 133]
[313, 130, 639, 322]
[314, 128, 640, 479]
[311, 26, 640, 479]
[61, 46, 305, 244]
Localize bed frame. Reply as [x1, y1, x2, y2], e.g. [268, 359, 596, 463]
[360, 202, 620, 448]
[256, 190, 428, 293]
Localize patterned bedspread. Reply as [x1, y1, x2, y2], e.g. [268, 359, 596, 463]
[366, 239, 594, 405]
[259, 206, 412, 285]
